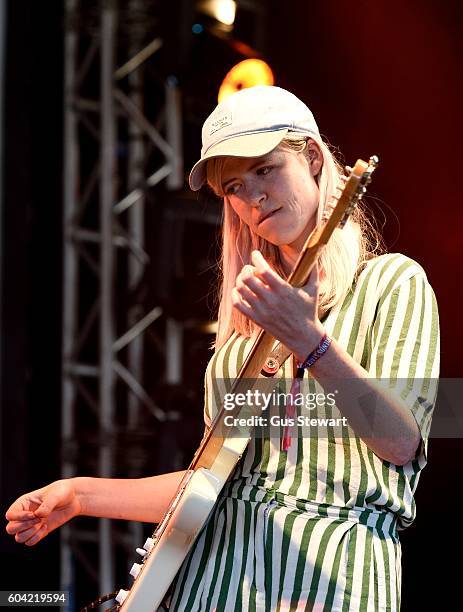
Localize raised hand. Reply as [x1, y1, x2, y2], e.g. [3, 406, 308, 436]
[232, 250, 325, 361]
[5, 480, 81, 546]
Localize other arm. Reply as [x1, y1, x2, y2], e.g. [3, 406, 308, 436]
[5, 470, 186, 546]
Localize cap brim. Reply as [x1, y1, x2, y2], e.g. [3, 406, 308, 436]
[189, 129, 289, 191]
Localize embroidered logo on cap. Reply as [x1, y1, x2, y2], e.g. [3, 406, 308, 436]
[209, 112, 233, 135]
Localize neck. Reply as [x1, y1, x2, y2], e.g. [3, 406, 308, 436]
[278, 245, 300, 276]
[278, 220, 315, 276]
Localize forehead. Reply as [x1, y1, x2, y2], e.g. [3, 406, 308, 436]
[221, 148, 288, 179]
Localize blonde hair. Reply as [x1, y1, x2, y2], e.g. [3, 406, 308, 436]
[206, 135, 384, 349]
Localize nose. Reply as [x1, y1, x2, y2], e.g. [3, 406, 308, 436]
[244, 182, 266, 208]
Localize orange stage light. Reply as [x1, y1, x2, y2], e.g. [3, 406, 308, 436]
[218, 58, 274, 102]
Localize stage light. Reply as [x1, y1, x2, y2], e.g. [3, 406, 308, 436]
[218, 58, 275, 102]
[213, 0, 236, 25]
[197, 0, 236, 27]
[192, 23, 204, 35]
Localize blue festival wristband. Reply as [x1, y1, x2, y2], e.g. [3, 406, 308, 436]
[298, 333, 332, 371]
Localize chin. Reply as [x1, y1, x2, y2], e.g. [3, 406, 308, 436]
[261, 230, 302, 247]
[258, 233, 285, 246]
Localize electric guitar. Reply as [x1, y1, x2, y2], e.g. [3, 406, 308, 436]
[114, 156, 379, 611]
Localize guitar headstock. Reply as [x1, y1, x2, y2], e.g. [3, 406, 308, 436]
[322, 155, 379, 228]
[284, 154, 379, 287]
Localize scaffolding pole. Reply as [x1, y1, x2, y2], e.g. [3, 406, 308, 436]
[126, 0, 147, 566]
[61, 0, 78, 606]
[99, 0, 117, 597]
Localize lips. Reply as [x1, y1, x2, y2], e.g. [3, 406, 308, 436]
[257, 208, 281, 225]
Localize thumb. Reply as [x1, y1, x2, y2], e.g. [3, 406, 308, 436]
[33, 492, 61, 519]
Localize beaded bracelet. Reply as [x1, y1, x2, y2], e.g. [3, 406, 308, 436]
[298, 333, 332, 372]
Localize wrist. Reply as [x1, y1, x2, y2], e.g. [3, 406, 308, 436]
[293, 322, 326, 364]
[298, 332, 332, 370]
[72, 476, 91, 517]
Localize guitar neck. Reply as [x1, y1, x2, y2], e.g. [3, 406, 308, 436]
[190, 237, 325, 472]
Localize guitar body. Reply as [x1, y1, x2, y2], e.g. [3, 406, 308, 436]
[119, 436, 250, 611]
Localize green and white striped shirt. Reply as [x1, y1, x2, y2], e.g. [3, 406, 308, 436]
[170, 253, 440, 611]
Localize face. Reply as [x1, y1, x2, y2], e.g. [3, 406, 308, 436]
[219, 145, 321, 253]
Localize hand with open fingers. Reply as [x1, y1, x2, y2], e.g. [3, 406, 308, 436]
[232, 250, 325, 359]
[5, 479, 81, 546]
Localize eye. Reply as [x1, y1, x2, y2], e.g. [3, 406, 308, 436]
[224, 183, 240, 196]
[257, 165, 273, 176]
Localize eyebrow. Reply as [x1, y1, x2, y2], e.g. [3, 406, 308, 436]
[222, 156, 273, 190]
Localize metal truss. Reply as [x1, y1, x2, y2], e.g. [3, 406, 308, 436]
[62, 0, 183, 606]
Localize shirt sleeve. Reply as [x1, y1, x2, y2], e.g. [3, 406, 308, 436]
[367, 267, 440, 463]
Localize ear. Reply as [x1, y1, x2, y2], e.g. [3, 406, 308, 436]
[306, 140, 323, 177]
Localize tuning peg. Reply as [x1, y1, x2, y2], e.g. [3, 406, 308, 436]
[130, 563, 142, 579]
[143, 537, 155, 552]
[369, 155, 379, 167]
[345, 165, 353, 174]
[116, 590, 129, 605]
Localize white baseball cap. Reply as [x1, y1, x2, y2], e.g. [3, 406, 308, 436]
[189, 85, 320, 191]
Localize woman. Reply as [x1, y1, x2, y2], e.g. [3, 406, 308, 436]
[5, 86, 439, 611]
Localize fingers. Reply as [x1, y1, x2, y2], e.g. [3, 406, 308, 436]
[231, 287, 252, 315]
[235, 251, 285, 299]
[250, 251, 285, 288]
[6, 514, 47, 546]
[5, 493, 42, 521]
[24, 524, 48, 546]
[5, 482, 75, 547]
[13, 522, 43, 543]
[6, 517, 41, 536]
[233, 251, 321, 333]
[236, 264, 267, 300]
[5, 487, 62, 537]
[5, 508, 37, 522]
[16, 523, 48, 546]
